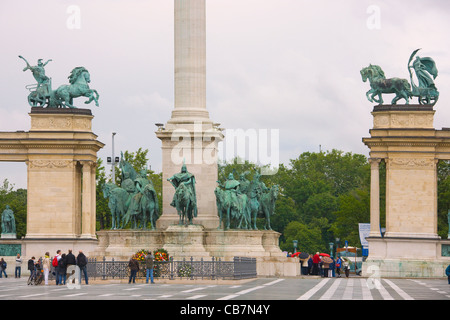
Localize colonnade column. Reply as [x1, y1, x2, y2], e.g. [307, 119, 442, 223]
[81, 161, 96, 239]
[369, 158, 381, 237]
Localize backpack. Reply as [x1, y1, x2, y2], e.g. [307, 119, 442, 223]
[2, 261, 6, 269]
[52, 256, 58, 267]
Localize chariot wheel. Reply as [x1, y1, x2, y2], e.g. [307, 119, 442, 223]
[28, 92, 47, 107]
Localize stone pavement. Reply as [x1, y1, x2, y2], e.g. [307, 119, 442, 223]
[0, 275, 448, 301]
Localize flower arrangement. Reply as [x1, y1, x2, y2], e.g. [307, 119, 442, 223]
[154, 248, 169, 262]
[177, 264, 192, 278]
[133, 249, 149, 262]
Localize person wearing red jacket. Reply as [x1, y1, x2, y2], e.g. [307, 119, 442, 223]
[312, 252, 321, 275]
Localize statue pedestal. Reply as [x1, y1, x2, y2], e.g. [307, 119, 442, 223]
[1, 233, 16, 239]
[94, 227, 298, 277]
[155, 121, 224, 230]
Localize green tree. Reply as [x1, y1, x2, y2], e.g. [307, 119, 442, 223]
[437, 160, 450, 238]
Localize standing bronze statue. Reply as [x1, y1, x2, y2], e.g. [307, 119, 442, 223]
[1, 205, 16, 235]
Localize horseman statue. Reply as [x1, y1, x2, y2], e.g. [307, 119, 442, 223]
[360, 48, 439, 106]
[215, 170, 279, 231]
[19, 55, 99, 108]
[167, 162, 198, 226]
[102, 153, 159, 230]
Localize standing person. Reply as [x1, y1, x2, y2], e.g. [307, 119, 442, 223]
[307, 255, 313, 275]
[145, 251, 155, 284]
[445, 264, 450, 285]
[128, 255, 140, 284]
[15, 254, 22, 278]
[42, 252, 51, 285]
[312, 252, 320, 276]
[343, 257, 350, 278]
[322, 258, 330, 278]
[0, 258, 7, 278]
[76, 250, 88, 285]
[53, 250, 61, 285]
[335, 256, 342, 278]
[65, 249, 76, 284]
[27, 256, 36, 283]
[57, 253, 67, 285]
[329, 257, 335, 278]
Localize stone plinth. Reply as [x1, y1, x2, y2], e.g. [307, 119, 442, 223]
[93, 228, 298, 277]
[1, 233, 16, 239]
[156, 123, 223, 229]
[362, 105, 450, 277]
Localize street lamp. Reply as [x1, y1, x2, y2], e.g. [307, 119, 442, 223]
[293, 240, 298, 253]
[329, 242, 334, 257]
[107, 132, 119, 183]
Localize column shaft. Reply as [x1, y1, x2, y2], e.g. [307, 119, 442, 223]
[369, 158, 381, 237]
[81, 161, 93, 238]
[173, 0, 210, 121]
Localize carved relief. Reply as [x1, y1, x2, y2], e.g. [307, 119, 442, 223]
[31, 115, 92, 131]
[28, 160, 75, 169]
[388, 158, 436, 170]
[373, 112, 434, 129]
[31, 116, 72, 130]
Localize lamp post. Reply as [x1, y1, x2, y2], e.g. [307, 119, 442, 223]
[329, 242, 334, 257]
[293, 240, 298, 253]
[335, 237, 340, 258]
[107, 132, 119, 184]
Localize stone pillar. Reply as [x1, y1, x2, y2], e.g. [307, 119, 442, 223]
[173, 0, 209, 122]
[81, 161, 96, 239]
[369, 158, 381, 237]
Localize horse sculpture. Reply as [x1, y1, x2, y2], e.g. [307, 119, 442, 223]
[55, 67, 99, 108]
[215, 186, 250, 230]
[174, 183, 196, 226]
[360, 64, 411, 105]
[140, 184, 160, 230]
[260, 185, 279, 230]
[102, 183, 129, 230]
[215, 186, 227, 230]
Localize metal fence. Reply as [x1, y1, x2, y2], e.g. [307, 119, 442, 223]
[84, 256, 256, 281]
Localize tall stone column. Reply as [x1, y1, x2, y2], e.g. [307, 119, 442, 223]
[156, 0, 223, 229]
[172, 0, 209, 122]
[369, 158, 381, 237]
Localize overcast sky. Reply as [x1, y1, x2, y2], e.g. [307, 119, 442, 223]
[1, 0, 450, 189]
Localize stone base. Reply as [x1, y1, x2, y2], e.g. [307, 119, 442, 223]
[362, 237, 450, 278]
[94, 227, 298, 277]
[1, 233, 16, 239]
[21, 238, 99, 260]
[362, 259, 449, 278]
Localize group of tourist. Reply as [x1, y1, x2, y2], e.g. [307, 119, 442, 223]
[0, 250, 89, 285]
[128, 250, 155, 284]
[288, 252, 351, 278]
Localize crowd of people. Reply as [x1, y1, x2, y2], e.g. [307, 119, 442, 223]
[288, 252, 351, 278]
[0, 250, 89, 285]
